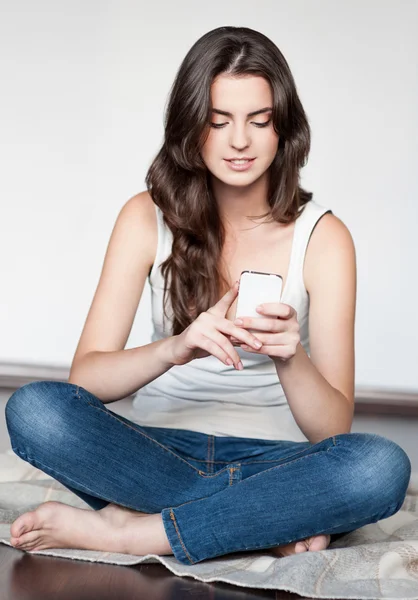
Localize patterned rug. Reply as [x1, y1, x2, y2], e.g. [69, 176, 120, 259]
[1, 448, 418, 599]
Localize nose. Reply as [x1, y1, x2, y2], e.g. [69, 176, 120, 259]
[229, 124, 251, 152]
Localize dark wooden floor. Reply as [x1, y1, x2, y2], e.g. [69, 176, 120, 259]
[0, 544, 332, 600]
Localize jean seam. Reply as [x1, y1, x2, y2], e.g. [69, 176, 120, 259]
[234, 440, 336, 484]
[194, 467, 231, 478]
[181, 455, 314, 465]
[181, 441, 327, 465]
[243, 499, 404, 551]
[169, 508, 194, 564]
[209, 436, 215, 473]
[206, 435, 214, 474]
[75, 387, 236, 479]
[74, 387, 213, 476]
[10, 446, 149, 512]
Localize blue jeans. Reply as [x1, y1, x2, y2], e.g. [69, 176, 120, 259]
[5, 380, 411, 565]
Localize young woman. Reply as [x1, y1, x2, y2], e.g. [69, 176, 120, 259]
[5, 26, 411, 565]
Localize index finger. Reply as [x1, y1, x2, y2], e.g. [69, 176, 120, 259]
[212, 281, 239, 310]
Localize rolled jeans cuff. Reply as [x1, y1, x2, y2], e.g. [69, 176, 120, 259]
[161, 507, 195, 565]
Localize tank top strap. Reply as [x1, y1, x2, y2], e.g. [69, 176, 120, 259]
[290, 200, 333, 292]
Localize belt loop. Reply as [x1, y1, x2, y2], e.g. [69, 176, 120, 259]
[228, 463, 242, 485]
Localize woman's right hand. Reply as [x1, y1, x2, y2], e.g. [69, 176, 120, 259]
[168, 281, 263, 370]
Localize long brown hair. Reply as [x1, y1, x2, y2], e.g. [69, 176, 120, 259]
[145, 26, 312, 336]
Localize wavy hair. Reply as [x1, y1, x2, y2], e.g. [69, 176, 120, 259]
[145, 26, 312, 336]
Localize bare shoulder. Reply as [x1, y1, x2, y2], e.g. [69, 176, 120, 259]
[304, 212, 356, 294]
[124, 189, 158, 271]
[129, 188, 155, 214]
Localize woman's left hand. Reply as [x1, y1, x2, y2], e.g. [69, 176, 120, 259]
[230, 303, 300, 363]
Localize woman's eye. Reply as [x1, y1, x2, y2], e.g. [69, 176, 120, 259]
[210, 120, 271, 129]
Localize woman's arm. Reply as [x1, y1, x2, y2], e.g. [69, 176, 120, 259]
[274, 214, 356, 444]
[68, 337, 177, 404]
[274, 343, 354, 444]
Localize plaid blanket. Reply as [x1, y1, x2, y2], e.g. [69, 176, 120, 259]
[1, 448, 418, 599]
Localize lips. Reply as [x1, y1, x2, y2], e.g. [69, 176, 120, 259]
[224, 158, 256, 171]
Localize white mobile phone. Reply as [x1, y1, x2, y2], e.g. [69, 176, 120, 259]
[235, 270, 283, 335]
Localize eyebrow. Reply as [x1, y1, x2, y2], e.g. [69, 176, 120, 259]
[211, 107, 273, 117]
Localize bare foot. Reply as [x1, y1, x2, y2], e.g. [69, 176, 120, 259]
[270, 534, 331, 557]
[9, 501, 172, 556]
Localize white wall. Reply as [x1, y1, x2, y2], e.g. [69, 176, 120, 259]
[1, 0, 417, 391]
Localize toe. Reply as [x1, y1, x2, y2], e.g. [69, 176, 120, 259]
[295, 541, 308, 552]
[14, 529, 41, 548]
[10, 512, 37, 538]
[308, 534, 331, 551]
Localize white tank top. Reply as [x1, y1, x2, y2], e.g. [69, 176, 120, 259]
[129, 199, 333, 441]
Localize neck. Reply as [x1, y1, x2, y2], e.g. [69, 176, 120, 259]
[212, 172, 271, 234]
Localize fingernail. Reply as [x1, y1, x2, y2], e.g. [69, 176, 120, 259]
[234, 319, 243, 325]
[237, 361, 243, 370]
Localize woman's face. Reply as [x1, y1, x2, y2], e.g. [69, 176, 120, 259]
[200, 74, 279, 187]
